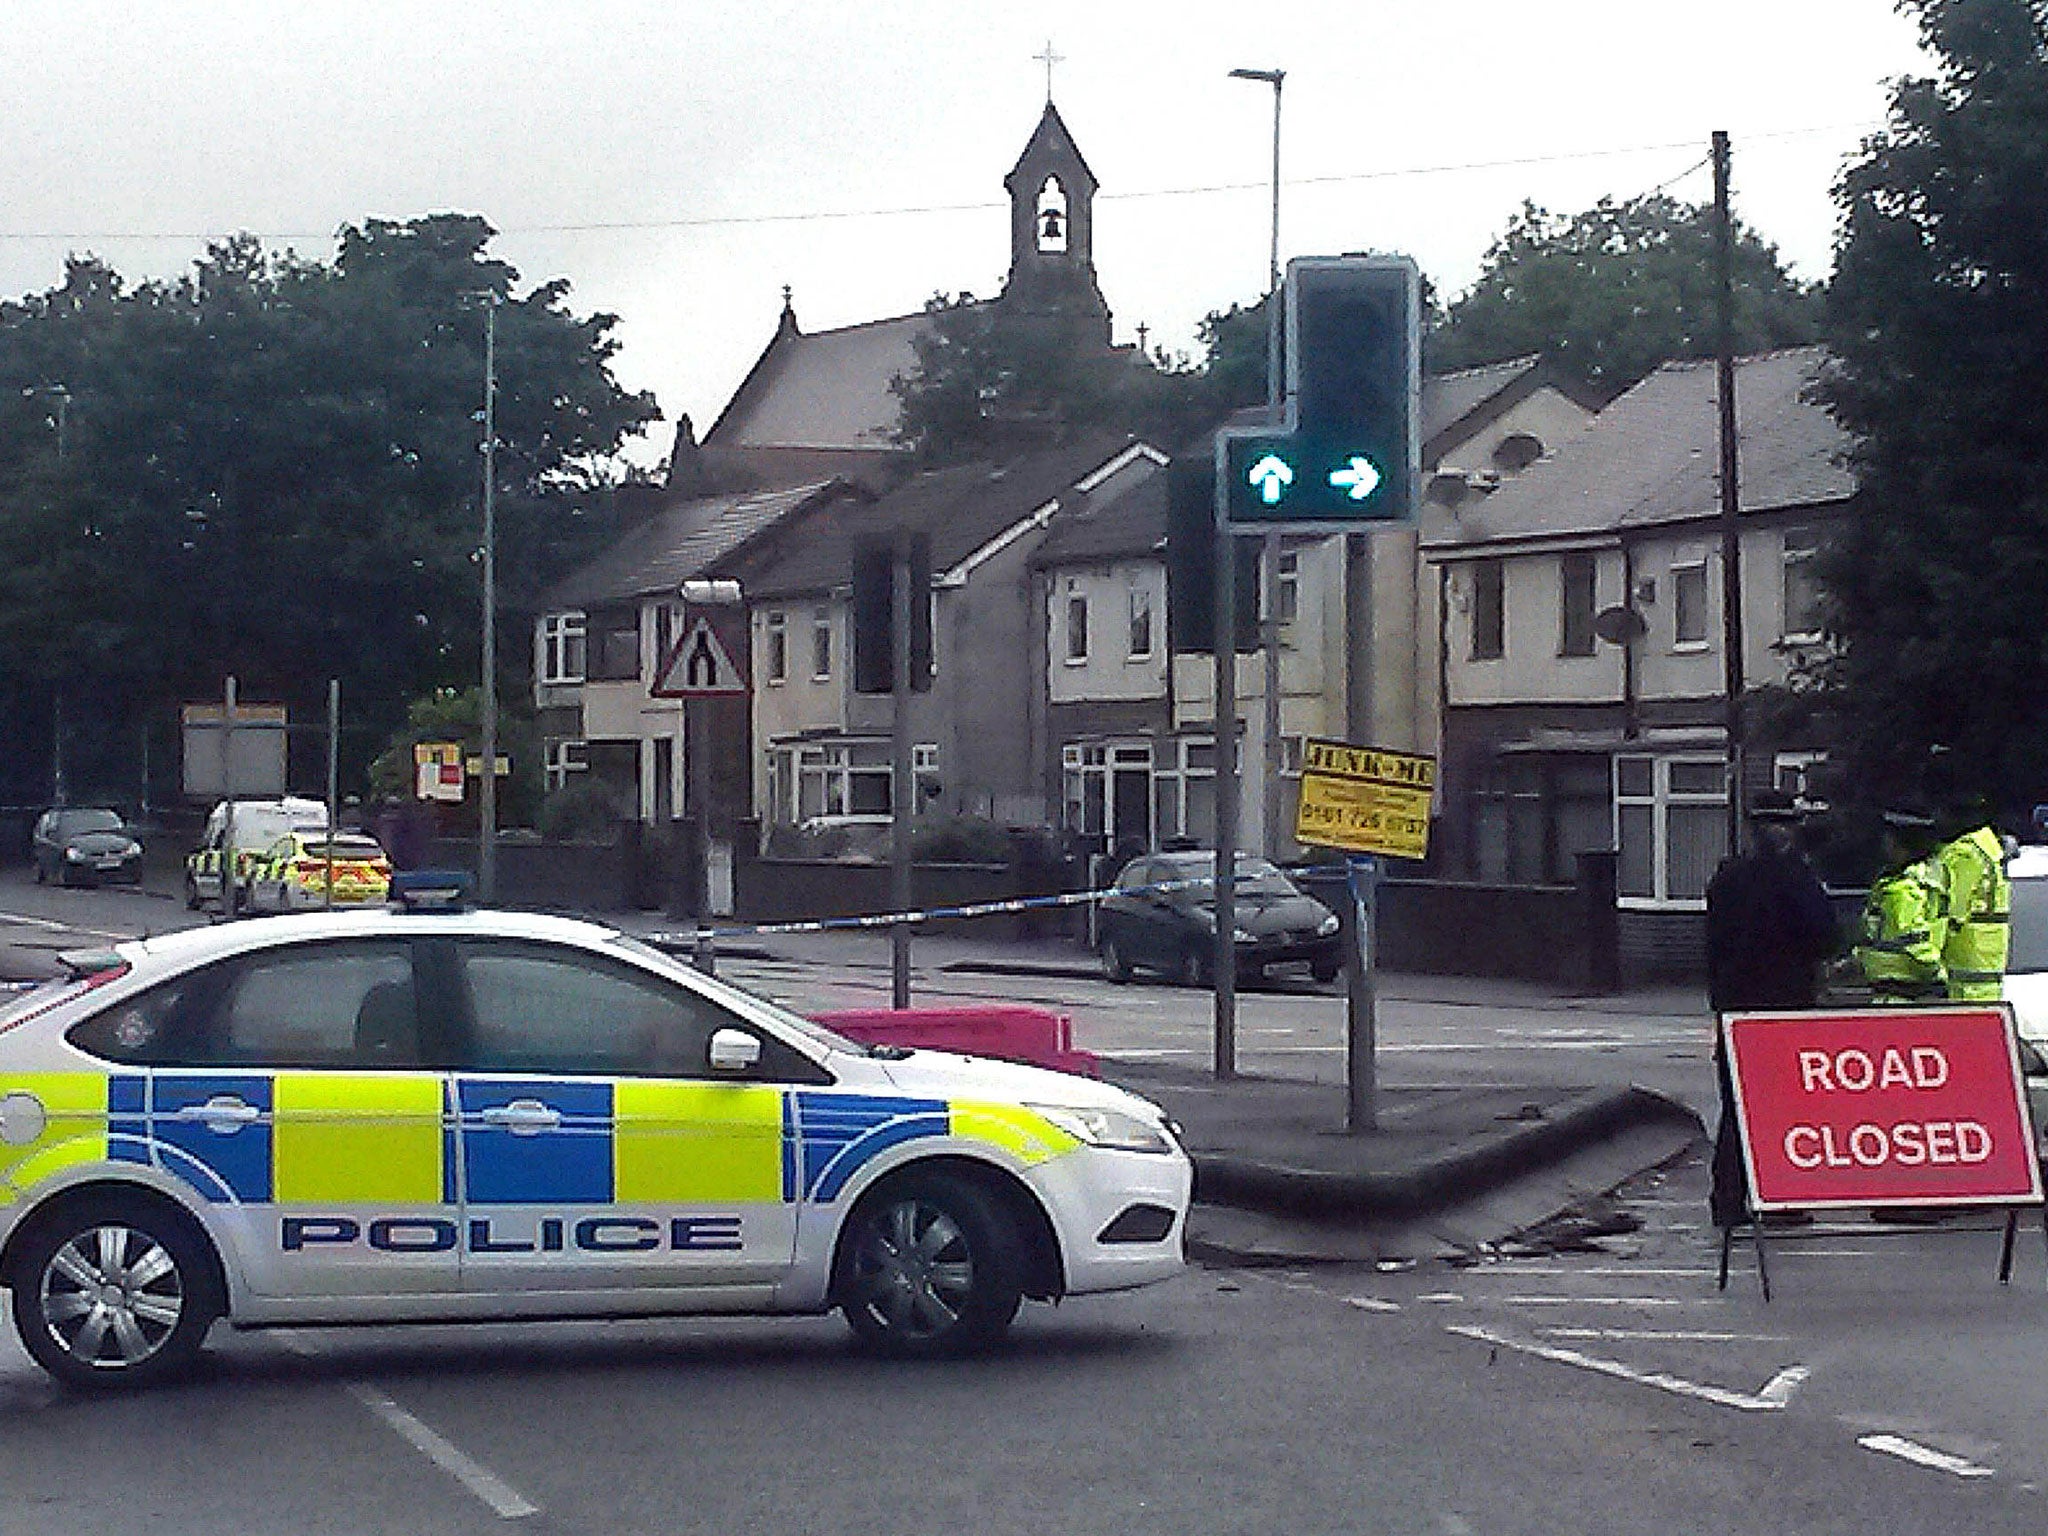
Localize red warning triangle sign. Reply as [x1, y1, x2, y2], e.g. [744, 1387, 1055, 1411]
[651, 615, 748, 697]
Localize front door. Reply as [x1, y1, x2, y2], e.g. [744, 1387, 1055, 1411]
[446, 939, 800, 1295]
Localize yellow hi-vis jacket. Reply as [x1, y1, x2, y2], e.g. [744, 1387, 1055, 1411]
[1856, 856, 1948, 1000]
[1938, 825, 2011, 1002]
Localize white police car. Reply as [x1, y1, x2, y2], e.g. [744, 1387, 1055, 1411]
[0, 893, 1189, 1387]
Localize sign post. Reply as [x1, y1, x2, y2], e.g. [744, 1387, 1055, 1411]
[1294, 738, 1437, 1133]
[1721, 1004, 2047, 1296]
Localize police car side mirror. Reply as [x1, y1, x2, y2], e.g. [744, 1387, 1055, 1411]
[707, 1028, 762, 1075]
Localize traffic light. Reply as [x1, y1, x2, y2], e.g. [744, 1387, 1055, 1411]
[1165, 453, 1259, 655]
[851, 537, 933, 694]
[1221, 256, 1420, 529]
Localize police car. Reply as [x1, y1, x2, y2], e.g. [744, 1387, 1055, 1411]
[0, 889, 1189, 1387]
[241, 831, 392, 914]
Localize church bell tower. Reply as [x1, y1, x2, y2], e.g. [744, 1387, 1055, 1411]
[1001, 101, 1112, 343]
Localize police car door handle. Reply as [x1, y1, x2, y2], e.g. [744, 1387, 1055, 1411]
[480, 1099, 560, 1135]
[184, 1095, 260, 1131]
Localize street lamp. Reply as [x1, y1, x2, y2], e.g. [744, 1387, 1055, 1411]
[1230, 66, 1287, 857]
[462, 293, 504, 901]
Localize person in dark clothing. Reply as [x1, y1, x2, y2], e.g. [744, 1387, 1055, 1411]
[1704, 790, 1839, 1227]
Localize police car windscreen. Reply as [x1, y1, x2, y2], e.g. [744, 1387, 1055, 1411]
[2011, 876, 2048, 974]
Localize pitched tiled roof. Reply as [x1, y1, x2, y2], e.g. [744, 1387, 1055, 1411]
[1032, 466, 1167, 565]
[1421, 346, 1852, 552]
[731, 434, 1146, 600]
[705, 310, 948, 454]
[540, 481, 848, 611]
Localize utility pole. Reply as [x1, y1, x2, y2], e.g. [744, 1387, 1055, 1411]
[890, 543, 914, 1010]
[1712, 130, 1746, 850]
[478, 294, 501, 902]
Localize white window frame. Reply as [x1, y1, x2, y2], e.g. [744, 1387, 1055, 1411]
[1613, 752, 1727, 912]
[538, 612, 587, 687]
[1126, 577, 1154, 662]
[811, 607, 833, 682]
[1671, 559, 1710, 652]
[1065, 584, 1090, 666]
[1773, 750, 1827, 808]
[764, 610, 788, 685]
[542, 738, 588, 793]
[1780, 528, 1824, 643]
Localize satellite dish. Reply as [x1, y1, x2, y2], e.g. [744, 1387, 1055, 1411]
[1593, 605, 1648, 645]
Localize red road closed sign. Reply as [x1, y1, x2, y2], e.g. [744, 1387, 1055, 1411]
[1726, 1006, 2043, 1211]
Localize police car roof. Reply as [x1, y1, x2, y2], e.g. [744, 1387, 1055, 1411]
[124, 908, 626, 971]
[2012, 845, 2048, 882]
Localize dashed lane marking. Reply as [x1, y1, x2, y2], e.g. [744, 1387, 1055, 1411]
[272, 1335, 539, 1519]
[1347, 1296, 1402, 1313]
[0, 908, 136, 941]
[1494, 1295, 1697, 1307]
[1448, 1323, 1810, 1413]
[1543, 1328, 1790, 1344]
[1857, 1434, 1996, 1479]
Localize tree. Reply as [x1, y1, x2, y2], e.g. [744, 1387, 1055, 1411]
[890, 290, 1271, 465]
[1817, 0, 2048, 820]
[1432, 195, 1821, 397]
[0, 216, 658, 797]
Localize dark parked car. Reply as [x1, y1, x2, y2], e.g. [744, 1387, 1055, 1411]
[1096, 850, 1343, 987]
[31, 807, 144, 886]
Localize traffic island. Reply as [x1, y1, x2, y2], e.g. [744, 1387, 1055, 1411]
[1102, 1061, 1704, 1265]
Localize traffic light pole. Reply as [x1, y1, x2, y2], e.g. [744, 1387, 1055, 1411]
[1212, 485, 1239, 1079]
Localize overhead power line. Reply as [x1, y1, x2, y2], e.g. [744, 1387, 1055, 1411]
[0, 121, 1876, 245]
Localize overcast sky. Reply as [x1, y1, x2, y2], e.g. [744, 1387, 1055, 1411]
[3, 1, 1928, 466]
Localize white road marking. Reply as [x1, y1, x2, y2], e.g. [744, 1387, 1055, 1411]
[1496, 1295, 1696, 1307]
[1543, 1328, 1789, 1344]
[1347, 1296, 1402, 1313]
[1437, 1515, 1477, 1536]
[0, 908, 135, 941]
[1416, 1292, 1465, 1304]
[347, 1383, 540, 1520]
[1448, 1323, 1808, 1413]
[1857, 1433, 1996, 1479]
[1484, 1266, 1714, 1279]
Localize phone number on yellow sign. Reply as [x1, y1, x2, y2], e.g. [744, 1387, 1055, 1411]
[1294, 778, 1432, 859]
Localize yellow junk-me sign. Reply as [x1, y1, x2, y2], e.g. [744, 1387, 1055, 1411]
[1293, 738, 1436, 861]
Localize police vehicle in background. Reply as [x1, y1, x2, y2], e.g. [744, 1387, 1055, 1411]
[183, 796, 329, 912]
[0, 879, 1189, 1387]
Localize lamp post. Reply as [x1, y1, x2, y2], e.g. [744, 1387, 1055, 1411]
[465, 294, 503, 902]
[1230, 66, 1286, 858]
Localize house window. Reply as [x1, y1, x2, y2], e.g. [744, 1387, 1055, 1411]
[542, 738, 588, 793]
[1127, 579, 1154, 661]
[589, 608, 640, 681]
[1782, 527, 1824, 641]
[538, 613, 586, 686]
[1066, 587, 1089, 664]
[1470, 560, 1504, 661]
[1774, 751, 1828, 810]
[775, 740, 893, 824]
[1614, 753, 1728, 910]
[1559, 553, 1597, 658]
[811, 608, 832, 681]
[1151, 736, 1217, 846]
[1672, 560, 1709, 649]
[765, 611, 787, 684]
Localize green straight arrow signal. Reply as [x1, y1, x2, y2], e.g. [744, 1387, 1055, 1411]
[1247, 454, 1294, 505]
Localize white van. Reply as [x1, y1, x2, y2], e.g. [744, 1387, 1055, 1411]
[183, 795, 329, 909]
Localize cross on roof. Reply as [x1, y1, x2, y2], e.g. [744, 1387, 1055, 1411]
[1034, 41, 1063, 102]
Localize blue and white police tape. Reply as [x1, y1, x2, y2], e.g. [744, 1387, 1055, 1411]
[646, 863, 1351, 946]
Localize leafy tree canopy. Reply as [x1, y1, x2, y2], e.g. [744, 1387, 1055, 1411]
[1431, 194, 1821, 397]
[0, 214, 659, 785]
[1818, 0, 2048, 820]
[891, 288, 1271, 465]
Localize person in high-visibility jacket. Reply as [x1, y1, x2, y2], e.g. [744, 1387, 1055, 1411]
[1856, 809, 1949, 1002]
[1936, 817, 2012, 1001]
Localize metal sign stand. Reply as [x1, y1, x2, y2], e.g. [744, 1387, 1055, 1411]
[1718, 1195, 2048, 1301]
[1346, 854, 1379, 1132]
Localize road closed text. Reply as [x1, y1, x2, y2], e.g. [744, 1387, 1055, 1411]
[1725, 1009, 2042, 1209]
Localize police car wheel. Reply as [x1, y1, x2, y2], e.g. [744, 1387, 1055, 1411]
[11, 1195, 218, 1389]
[836, 1172, 1024, 1357]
